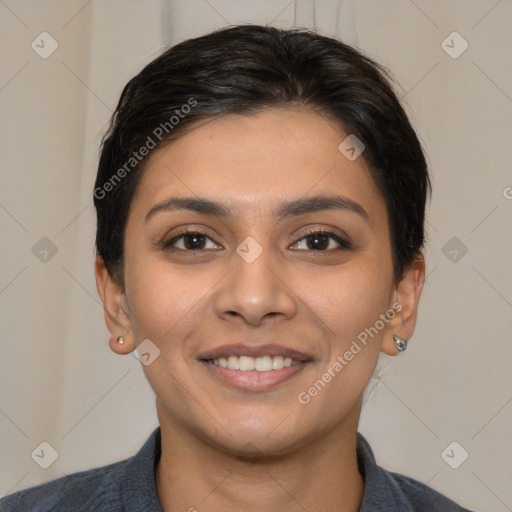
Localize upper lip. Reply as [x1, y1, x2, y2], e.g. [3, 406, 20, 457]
[198, 343, 312, 362]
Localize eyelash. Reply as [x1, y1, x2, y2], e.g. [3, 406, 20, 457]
[162, 228, 351, 252]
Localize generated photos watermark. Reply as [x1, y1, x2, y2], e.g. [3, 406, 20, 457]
[298, 302, 402, 405]
[94, 97, 197, 200]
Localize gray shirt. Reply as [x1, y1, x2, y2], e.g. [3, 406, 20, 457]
[0, 428, 476, 511]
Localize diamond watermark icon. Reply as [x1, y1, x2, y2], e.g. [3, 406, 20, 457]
[133, 338, 161, 366]
[338, 134, 365, 161]
[31, 441, 59, 469]
[31, 32, 59, 59]
[441, 32, 468, 59]
[441, 441, 468, 469]
[32, 237, 58, 263]
[442, 236, 468, 263]
[236, 236, 263, 264]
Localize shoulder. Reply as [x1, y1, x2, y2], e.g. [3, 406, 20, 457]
[356, 432, 476, 511]
[0, 460, 126, 512]
[0, 428, 162, 512]
[388, 471, 476, 511]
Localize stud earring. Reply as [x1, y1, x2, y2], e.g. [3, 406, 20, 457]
[117, 335, 125, 345]
[393, 335, 407, 352]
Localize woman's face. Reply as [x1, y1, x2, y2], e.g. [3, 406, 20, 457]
[111, 107, 416, 455]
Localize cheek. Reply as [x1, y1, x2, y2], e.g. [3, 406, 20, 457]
[123, 253, 207, 341]
[293, 266, 390, 426]
[303, 256, 393, 343]
[341, 275, 390, 337]
[124, 257, 207, 412]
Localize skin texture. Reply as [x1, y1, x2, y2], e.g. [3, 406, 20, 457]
[95, 107, 425, 512]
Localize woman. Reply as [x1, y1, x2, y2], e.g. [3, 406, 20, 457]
[0, 25, 476, 511]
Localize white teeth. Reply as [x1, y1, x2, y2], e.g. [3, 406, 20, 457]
[210, 355, 303, 371]
[272, 355, 284, 369]
[255, 356, 272, 372]
[239, 356, 255, 371]
[227, 356, 240, 370]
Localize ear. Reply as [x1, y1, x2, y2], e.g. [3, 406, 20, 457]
[381, 253, 425, 356]
[94, 254, 136, 355]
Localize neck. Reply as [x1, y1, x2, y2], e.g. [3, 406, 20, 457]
[155, 408, 364, 512]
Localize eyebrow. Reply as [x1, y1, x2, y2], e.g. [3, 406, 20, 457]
[144, 195, 369, 223]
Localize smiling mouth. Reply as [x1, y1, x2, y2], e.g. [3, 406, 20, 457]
[198, 343, 313, 390]
[204, 355, 302, 371]
[200, 356, 311, 392]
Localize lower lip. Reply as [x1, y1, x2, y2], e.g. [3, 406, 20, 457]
[201, 360, 309, 391]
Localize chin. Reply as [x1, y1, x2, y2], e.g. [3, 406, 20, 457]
[209, 417, 309, 457]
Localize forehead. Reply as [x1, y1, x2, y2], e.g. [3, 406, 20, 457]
[129, 107, 387, 225]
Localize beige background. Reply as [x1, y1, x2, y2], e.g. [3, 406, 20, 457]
[1, 1, 511, 510]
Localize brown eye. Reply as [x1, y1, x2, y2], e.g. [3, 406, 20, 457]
[163, 231, 220, 251]
[291, 231, 351, 251]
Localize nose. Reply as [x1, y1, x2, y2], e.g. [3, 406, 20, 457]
[214, 242, 298, 327]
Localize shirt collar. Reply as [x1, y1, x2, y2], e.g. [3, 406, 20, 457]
[356, 432, 415, 511]
[120, 427, 163, 511]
